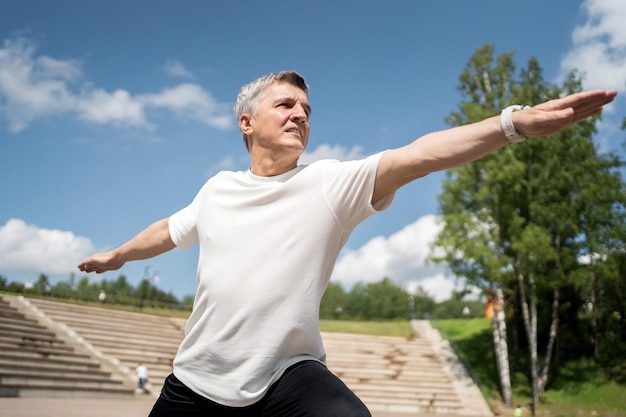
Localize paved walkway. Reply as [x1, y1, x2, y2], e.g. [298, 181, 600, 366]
[0, 397, 483, 417]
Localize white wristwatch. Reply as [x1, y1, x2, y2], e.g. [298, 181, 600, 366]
[500, 105, 531, 143]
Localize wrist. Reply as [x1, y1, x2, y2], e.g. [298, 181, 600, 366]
[500, 105, 531, 143]
[109, 248, 128, 265]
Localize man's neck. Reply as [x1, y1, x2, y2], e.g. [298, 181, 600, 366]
[249, 156, 298, 177]
[248, 145, 302, 177]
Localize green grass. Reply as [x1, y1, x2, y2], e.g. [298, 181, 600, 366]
[319, 319, 415, 338]
[434, 317, 491, 339]
[540, 380, 626, 417]
[433, 318, 626, 417]
[433, 318, 499, 396]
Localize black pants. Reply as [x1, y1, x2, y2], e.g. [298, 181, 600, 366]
[148, 361, 371, 417]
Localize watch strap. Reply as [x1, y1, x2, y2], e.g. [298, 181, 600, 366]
[501, 105, 531, 143]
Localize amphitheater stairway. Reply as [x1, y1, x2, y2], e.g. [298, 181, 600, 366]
[322, 332, 469, 415]
[0, 294, 133, 398]
[3, 296, 491, 415]
[23, 297, 185, 395]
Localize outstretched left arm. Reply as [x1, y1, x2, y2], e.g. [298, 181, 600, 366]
[372, 89, 617, 205]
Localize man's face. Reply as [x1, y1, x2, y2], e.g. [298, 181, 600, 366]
[245, 81, 311, 156]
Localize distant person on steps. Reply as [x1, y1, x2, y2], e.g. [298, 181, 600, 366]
[136, 363, 150, 394]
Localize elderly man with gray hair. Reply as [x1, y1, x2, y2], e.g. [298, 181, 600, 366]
[79, 70, 615, 416]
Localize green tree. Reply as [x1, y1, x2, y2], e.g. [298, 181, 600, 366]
[411, 287, 437, 320]
[33, 274, 51, 295]
[76, 276, 99, 301]
[52, 280, 74, 298]
[0, 275, 25, 293]
[110, 275, 133, 299]
[600, 248, 626, 376]
[366, 278, 410, 320]
[432, 44, 625, 413]
[346, 282, 370, 319]
[569, 130, 625, 362]
[434, 44, 521, 407]
[320, 282, 348, 319]
[432, 290, 483, 319]
[344, 278, 410, 320]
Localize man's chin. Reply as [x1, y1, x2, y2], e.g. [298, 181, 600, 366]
[285, 140, 307, 154]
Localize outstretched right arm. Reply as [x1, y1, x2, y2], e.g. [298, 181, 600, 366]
[78, 217, 176, 274]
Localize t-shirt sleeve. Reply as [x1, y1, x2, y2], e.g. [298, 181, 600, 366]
[322, 151, 395, 231]
[169, 192, 201, 250]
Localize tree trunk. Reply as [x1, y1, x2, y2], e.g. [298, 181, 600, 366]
[590, 271, 599, 361]
[585, 226, 600, 362]
[518, 271, 539, 416]
[491, 285, 512, 408]
[538, 287, 559, 393]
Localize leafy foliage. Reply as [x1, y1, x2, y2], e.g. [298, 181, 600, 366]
[432, 44, 626, 409]
[0, 272, 183, 310]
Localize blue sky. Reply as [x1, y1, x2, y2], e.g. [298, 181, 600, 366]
[1, 0, 624, 302]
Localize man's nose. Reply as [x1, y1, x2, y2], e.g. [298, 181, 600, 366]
[291, 105, 308, 123]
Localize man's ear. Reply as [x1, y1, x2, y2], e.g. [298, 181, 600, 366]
[239, 114, 254, 136]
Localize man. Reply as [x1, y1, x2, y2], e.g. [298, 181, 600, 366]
[136, 363, 149, 394]
[78, 71, 615, 416]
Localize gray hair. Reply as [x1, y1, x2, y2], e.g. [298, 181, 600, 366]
[234, 70, 309, 151]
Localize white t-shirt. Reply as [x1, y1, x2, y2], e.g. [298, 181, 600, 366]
[168, 153, 393, 406]
[136, 365, 148, 380]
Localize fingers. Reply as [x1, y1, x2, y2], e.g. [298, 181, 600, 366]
[567, 90, 616, 113]
[79, 262, 107, 274]
[530, 90, 616, 131]
[572, 105, 604, 123]
[570, 92, 616, 119]
[78, 255, 107, 274]
[78, 260, 95, 273]
[539, 90, 616, 113]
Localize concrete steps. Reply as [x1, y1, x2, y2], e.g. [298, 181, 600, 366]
[25, 297, 186, 394]
[321, 331, 466, 414]
[0, 295, 134, 399]
[1, 295, 491, 415]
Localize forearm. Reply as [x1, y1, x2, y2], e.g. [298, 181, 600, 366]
[113, 217, 176, 263]
[79, 217, 175, 274]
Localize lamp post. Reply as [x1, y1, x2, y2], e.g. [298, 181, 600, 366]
[139, 265, 153, 310]
[408, 295, 416, 321]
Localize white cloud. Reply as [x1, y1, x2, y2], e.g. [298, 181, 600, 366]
[0, 36, 233, 133]
[164, 59, 196, 80]
[36, 55, 82, 80]
[79, 88, 151, 128]
[560, 0, 626, 92]
[0, 218, 95, 275]
[573, 0, 626, 49]
[140, 83, 232, 129]
[0, 37, 77, 131]
[331, 214, 462, 302]
[300, 143, 366, 164]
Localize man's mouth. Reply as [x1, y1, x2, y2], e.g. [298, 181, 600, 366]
[286, 128, 301, 137]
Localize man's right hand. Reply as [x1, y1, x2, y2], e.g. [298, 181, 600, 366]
[78, 251, 124, 274]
